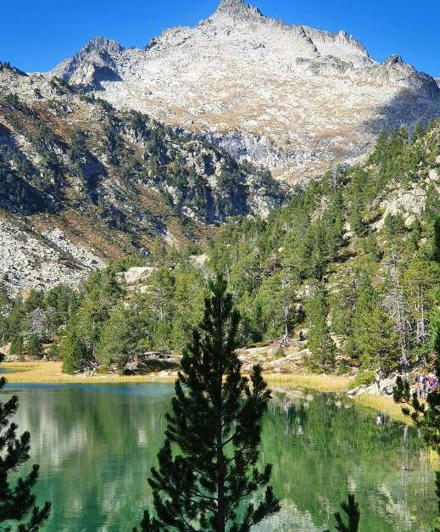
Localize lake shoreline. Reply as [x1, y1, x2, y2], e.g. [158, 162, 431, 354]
[1, 361, 408, 423]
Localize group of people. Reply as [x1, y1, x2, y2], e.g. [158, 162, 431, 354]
[415, 374, 439, 399]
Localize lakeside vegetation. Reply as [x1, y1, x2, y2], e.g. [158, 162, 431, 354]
[2, 120, 440, 382]
[0, 360, 351, 389]
[1, 361, 413, 427]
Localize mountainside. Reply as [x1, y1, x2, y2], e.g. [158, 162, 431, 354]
[48, 0, 440, 180]
[0, 64, 284, 294]
[4, 119, 440, 377]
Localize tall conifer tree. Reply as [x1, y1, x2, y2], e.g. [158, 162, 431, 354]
[0, 355, 51, 530]
[136, 276, 280, 531]
[432, 214, 440, 264]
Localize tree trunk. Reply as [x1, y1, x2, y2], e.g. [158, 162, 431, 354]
[216, 434, 226, 532]
[216, 386, 226, 532]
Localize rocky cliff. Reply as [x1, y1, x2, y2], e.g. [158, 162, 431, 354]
[0, 64, 284, 294]
[49, 0, 440, 181]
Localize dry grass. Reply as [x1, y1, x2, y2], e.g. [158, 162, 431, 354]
[2, 363, 352, 391]
[1, 362, 176, 384]
[354, 394, 411, 424]
[2, 363, 410, 423]
[266, 373, 352, 393]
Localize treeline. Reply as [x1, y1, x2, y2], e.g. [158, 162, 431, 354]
[2, 119, 440, 377]
[0, 254, 207, 372]
[205, 120, 440, 374]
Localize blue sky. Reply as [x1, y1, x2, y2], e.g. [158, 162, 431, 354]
[1, 0, 439, 76]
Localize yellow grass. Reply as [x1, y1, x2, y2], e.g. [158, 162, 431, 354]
[1, 362, 175, 384]
[266, 373, 352, 393]
[354, 394, 411, 424]
[2, 363, 409, 423]
[2, 362, 353, 391]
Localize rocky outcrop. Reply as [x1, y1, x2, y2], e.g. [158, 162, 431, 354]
[123, 351, 180, 375]
[0, 67, 285, 293]
[47, 0, 440, 182]
[0, 217, 104, 296]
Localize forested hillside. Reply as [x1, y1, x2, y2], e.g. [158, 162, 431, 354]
[2, 119, 440, 377]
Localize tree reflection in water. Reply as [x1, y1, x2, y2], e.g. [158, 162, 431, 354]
[2, 383, 436, 532]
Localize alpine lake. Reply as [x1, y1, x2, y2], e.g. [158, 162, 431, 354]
[2, 382, 437, 531]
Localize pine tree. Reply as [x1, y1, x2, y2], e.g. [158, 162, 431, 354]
[135, 276, 280, 531]
[433, 214, 440, 264]
[306, 286, 336, 370]
[412, 121, 425, 142]
[0, 355, 51, 530]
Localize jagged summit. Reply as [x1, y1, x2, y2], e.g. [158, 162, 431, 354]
[384, 54, 404, 66]
[46, 1, 440, 182]
[219, 0, 245, 7]
[216, 0, 263, 18]
[81, 37, 124, 54]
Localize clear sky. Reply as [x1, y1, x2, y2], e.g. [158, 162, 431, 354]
[1, 0, 439, 76]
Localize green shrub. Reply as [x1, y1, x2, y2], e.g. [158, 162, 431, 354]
[27, 335, 44, 357]
[9, 335, 24, 355]
[351, 369, 376, 389]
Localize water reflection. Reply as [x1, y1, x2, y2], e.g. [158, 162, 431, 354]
[261, 390, 435, 531]
[1, 384, 436, 531]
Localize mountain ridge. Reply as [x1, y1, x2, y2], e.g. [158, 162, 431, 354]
[46, 0, 440, 182]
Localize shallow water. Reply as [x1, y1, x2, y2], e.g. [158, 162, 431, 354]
[2, 383, 436, 531]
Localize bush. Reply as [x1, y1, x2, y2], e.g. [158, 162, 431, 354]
[61, 330, 91, 374]
[351, 369, 376, 389]
[27, 335, 44, 357]
[9, 335, 24, 355]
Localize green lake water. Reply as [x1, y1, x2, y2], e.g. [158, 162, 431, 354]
[2, 383, 437, 531]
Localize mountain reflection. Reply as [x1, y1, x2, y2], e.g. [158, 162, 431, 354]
[1, 384, 436, 532]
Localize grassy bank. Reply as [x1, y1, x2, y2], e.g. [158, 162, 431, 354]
[266, 373, 411, 423]
[2, 362, 352, 390]
[1, 361, 175, 384]
[1, 362, 410, 424]
[266, 373, 352, 393]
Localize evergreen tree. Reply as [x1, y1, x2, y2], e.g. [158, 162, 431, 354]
[412, 121, 426, 142]
[433, 214, 440, 264]
[306, 286, 336, 370]
[26, 335, 43, 357]
[0, 355, 51, 530]
[424, 185, 440, 224]
[61, 328, 91, 374]
[350, 278, 400, 372]
[9, 335, 23, 356]
[135, 276, 280, 531]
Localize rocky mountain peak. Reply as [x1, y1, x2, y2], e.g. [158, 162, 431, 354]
[219, 0, 245, 7]
[81, 37, 124, 55]
[215, 0, 263, 19]
[384, 54, 404, 66]
[46, 2, 440, 182]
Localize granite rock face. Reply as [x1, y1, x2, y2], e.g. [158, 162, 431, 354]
[48, 0, 440, 181]
[0, 66, 285, 294]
